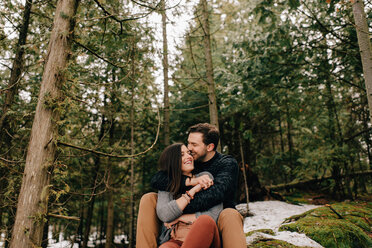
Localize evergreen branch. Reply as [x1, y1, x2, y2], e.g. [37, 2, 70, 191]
[93, 0, 156, 31]
[0, 158, 24, 174]
[345, 127, 372, 142]
[0, 156, 24, 164]
[130, 0, 182, 11]
[58, 108, 160, 158]
[170, 104, 208, 112]
[172, 76, 204, 91]
[130, 0, 159, 10]
[73, 39, 127, 69]
[187, 34, 206, 84]
[300, 1, 357, 48]
[0, 76, 22, 93]
[331, 74, 365, 91]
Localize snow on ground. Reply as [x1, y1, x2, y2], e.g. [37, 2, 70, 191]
[237, 200, 324, 247]
[47, 231, 127, 248]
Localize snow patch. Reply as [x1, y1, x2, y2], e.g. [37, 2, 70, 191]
[237, 200, 324, 247]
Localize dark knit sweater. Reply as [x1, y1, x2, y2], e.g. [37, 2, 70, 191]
[151, 152, 239, 213]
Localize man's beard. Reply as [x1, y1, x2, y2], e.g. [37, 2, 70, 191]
[194, 152, 207, 162]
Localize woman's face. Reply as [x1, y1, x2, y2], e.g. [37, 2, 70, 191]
[181, 145, 194, 175]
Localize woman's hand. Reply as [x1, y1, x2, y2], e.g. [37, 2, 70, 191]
[188, 175, 213, 189]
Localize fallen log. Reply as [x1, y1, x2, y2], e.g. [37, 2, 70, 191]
[267, 170, 372, 191]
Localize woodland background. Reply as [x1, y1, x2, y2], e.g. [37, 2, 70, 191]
[0, 0, 371, 247]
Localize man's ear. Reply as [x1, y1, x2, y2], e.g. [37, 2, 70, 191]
[207, 143, 215, 152]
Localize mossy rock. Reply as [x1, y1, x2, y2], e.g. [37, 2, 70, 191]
[249, 239, 308, 247]
[279, 202, 372, 248]
[246, 229, 276, 237]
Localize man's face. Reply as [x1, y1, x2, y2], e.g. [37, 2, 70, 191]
[187, 132, 208, 162]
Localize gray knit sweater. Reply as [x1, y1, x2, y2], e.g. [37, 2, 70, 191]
[156, 172, 223, 244]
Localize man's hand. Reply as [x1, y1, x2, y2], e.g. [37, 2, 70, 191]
[190, 175, 213, 189]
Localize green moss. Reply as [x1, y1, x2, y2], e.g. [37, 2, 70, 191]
[249, 239, 304, 247]
[246, 229, 276, 236]
[283, 192, 310, 205]
[279, 202, 372, 248]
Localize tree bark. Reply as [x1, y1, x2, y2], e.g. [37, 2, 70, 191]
[82, 116, 105, 248]
[10, 1, 79, 247]
[352, 0, 372, 122]
[161, 0, 170, 146]
[105, 69, 117, 248]
[200, 0, 220, 137]
[104, 183, 114, 248]
[0, 0, 32, 133]
[238, 133, 249, 212]
[128, 36, 137, 248]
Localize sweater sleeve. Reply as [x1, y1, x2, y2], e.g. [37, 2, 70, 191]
[184, 156, 239, 213]
[156, 190, 183, 223]
[155, 171, 216, 223]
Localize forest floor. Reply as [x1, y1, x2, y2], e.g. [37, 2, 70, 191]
[2, 192, 369, 247]
[239, 191, 372, 248]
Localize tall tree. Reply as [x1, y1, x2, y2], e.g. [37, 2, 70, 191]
[0, 0, 32, 133]
[10, 0, 80, 247]
[161, 0, 170, 146]
[129, 36, 136, 248]
[352, 0, 372, 122]
[200, 0, 219, 132]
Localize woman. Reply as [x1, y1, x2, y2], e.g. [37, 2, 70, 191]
[156, 143, 222, 248]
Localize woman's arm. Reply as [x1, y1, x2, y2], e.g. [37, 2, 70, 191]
[156, 191, 183, 223]
[156, 185, 200, 223]
[156, 172, 214, 223]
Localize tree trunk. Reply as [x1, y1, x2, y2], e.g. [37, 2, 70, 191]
[99, 199, 105, 247]
[238, 133, 249, 212]
[0, 0, 32, 133]
[200, 0, 219, 137]
[352, 0, 372, 123]
[161, 0, 170, 146]
[104, 184, 114, 248]
[278, 114, 285, 153]
[105, 72, 116, 248]
[41, 218, 49, 248]
[284, 97, 294, 180]
[4, 207, 16, 248]
[129, 38, 136, 248]
[82, 116, 105, 248]
[10, 1, 79, 247]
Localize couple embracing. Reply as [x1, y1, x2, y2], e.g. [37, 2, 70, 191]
[136, 123, 246, 248]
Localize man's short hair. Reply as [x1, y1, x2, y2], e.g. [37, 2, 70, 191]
[188, 123, 219, 151]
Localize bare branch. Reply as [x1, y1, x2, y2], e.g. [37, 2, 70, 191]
[48, 213, 80, 221]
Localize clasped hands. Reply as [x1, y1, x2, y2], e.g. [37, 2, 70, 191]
[188, 174, 214, 190]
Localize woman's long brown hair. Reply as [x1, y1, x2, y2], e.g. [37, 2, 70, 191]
[158, 143, 184, 196]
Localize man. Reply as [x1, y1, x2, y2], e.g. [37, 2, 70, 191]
[136, 123, 246, 247]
